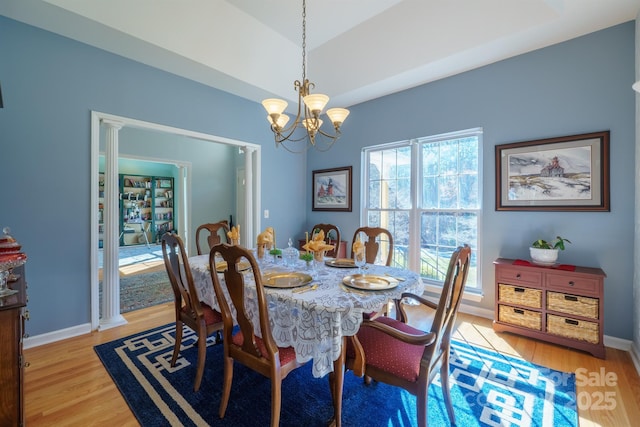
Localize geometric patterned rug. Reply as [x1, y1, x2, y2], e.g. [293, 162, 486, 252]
[95, 323, 578, 426]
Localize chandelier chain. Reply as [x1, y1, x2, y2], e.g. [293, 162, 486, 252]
[302, 0, 307, 82]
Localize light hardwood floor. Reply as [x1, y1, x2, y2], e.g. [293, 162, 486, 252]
[24, 303, 640, 426]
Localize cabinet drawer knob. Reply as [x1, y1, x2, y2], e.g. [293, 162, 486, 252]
[513, 308, 525, 315]
[568, 281, 575, 286]
[564, 318, 579, 326]
[516, 273, 521, 279]
[564, 295, 578, 302]
[514, 287, 525, 293]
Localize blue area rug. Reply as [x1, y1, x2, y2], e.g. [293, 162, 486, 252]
[94, 323, 578, 426]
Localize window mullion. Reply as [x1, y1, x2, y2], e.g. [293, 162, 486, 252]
[409, 139, 420, 271]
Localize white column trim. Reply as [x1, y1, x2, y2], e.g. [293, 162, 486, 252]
[243, 146, 254, 247]
[99, 119, 127, 330]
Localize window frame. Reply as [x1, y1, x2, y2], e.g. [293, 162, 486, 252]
[361, 128, 483, 298]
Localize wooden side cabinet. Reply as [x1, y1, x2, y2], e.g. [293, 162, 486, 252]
[0, 265, 27, 426]
[493, 258, 606, 359]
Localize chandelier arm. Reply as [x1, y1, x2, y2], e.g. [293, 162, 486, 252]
[317, 128, 341, 137]
[271, 87, 306, 142]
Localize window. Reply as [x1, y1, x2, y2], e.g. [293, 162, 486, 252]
[363, 128, 480, 290]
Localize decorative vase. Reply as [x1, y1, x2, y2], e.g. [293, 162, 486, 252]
[529, 247, 559, 266]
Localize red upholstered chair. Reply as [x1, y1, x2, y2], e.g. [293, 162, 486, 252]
[161, 232, 223, 392]
[195, 221, 230, 255]
[351, 226, 394, 266]
[346, 245, 471, 427]
[209, 244, 306, 427]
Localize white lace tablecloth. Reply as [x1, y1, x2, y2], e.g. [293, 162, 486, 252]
[188, 254, 424, 377]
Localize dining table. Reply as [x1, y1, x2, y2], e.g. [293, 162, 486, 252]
[188, 253, 424, 426]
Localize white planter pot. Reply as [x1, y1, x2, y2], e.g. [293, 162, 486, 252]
[529, 247, 559, 266]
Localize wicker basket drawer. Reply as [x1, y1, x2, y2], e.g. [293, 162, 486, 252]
[547, 291, 598, 319]
[498, 284, 542, 309]
[547, 314, 599, 344]
[546, 273, 598, 294]
[498, 305, 541, 331]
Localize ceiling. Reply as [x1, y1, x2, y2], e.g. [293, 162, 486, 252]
[2, 0, 639, 109]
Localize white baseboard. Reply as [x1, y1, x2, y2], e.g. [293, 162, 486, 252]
[458, 303, 494, 320]
[603, 335, 632, 351]
[24, 323, 91, 350]
[630, 342, 640, 376]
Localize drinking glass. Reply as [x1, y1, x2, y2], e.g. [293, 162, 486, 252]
[354, 243, 366, 275]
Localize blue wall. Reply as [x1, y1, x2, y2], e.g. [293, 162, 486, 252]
[308, 22, 636, 339]
[0, 16, 307, 336]
[1, 15, 635, 340]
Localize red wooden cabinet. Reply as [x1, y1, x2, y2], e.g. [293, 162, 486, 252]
[493, 258, 606, 359]
[0, 265, 27, 426]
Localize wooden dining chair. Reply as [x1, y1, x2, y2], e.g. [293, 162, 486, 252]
[350, 226, 394, 266]
[161, 232, 224, 392]
[346, 245, 471, 427]
[310, 223, 341, 258]
[195, 220, 230, 255]
[209, 243, 306, 427]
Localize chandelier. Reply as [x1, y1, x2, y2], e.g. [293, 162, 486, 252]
[261, 0, 350, 153]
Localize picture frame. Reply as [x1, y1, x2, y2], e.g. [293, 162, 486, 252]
[495, 131, 610, 211]
[312, 166, 352, 212]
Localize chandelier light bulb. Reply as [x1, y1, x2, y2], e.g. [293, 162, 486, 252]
[302, 117, 322, 132]
[267, 113, 290, 130]
[326, 108, 350, 127]
[262, 98, 288, 116]
[303, 93, 329, 115]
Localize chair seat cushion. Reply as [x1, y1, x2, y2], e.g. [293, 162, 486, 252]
[232, 331, 298, 365]
[354, 316, 426, 382]
[181, 303, 223, 325]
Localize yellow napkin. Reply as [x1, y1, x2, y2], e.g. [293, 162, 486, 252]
[256, 227, 274, 258]
[227, 225, 240, 244]
[353, 235, 365, 259]
[302, 230, 335, 253]
[257, 227, 274, 247]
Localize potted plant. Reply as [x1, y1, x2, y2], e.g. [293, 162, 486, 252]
[529, 236, 571, 265]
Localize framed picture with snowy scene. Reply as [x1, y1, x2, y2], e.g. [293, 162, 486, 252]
[496, 131, 609, 211]
[312, 166, 352, 212]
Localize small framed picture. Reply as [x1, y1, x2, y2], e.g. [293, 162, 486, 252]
[312, 166, 352, 212]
